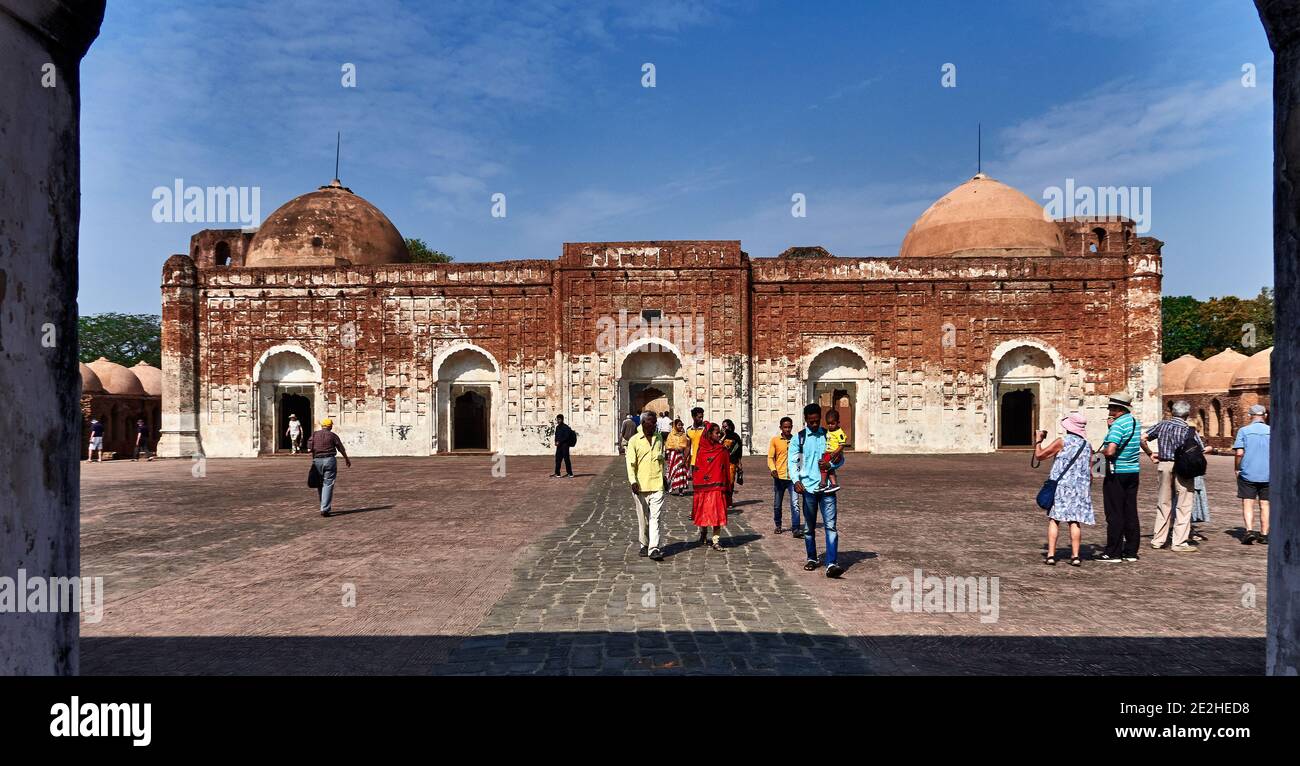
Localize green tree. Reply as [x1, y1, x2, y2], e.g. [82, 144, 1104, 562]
[79, 313, 161, 367]
[1161, 296, 1207, 362]
[406, 238, 452, 264]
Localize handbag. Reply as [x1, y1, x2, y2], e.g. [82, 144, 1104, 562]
[307, 461, 323, 489]
[736, 465, 744, 486]
[1036, 441, 1087, 512]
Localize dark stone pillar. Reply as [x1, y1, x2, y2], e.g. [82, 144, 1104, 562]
[0, 0, 105, 674]
[1258, 0, 1300, 675]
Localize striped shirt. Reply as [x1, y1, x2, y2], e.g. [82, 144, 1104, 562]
[1103, 413, 1141, 474]
[1144, 418, 1191, 461]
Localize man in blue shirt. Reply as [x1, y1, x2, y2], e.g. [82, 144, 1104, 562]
[1233, 404, 1271, 544]
[1099, 392, 1142, 562]
[788, 402, 843, 578]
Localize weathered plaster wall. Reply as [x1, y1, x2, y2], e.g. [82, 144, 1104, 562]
[0, 0, 104, 675]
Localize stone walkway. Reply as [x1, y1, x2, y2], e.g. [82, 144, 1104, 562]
[432, 463, 876, 675]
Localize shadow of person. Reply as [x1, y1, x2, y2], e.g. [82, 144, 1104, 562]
[836, 550, 877, 572]
[328, 505, 395, 517]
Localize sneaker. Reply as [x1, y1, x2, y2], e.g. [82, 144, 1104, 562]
[638, 545, 648, 557]
[826, 563, 844, 578]
[823, 484, 840, 494]
[1242, 531, 1257, 545]
[1096, 554, 1122, 563]
[1171, 543, 1199, 553]
[774, 526, 783, 535]
[549, 474, 560, 478]
[1122, 555, 1139, 562]
[1259, 534, 1269, 545]
[803, 559, 818, 571]
[564, 473, 575, 479]
[320, 511, 331, 518]
[649, 547, 664, 561]
[791, 528, 806, 538]
[1150, 541, 1165, 549]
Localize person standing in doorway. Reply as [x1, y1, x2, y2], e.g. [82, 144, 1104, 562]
[133, 418, 155, 461]
[788, 403, 844, 578]
[88, 417, 105, 463]
[286, 413, 304, 454]
[552, 414, 576, 478]
[619, 412, 636, 456]
[626, 411, 666, 561]
[1098, 393, 1142, 563]
[1233, 404, 1271, 544]
[768, 417, 801, 535]
[308, 417, 351, 517]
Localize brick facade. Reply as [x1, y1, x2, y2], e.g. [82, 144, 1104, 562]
[160, 223, 1163, 458]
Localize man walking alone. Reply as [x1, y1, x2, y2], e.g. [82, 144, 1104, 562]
[626, 411, 666, 561]
[307, 417, 351, 517]
[552, 414, 576, 478]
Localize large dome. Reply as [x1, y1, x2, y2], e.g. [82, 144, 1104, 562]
[1161, 354, 1203, 395]
[900, 174, 1064, 258]
[244, 179, 409, 267]
[87, 357, 145, 396]
[1183, 348, 1248, 394]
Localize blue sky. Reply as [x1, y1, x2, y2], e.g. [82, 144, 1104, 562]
[79, 0, 1274, 314]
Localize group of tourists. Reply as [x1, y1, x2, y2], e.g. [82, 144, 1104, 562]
[1034, 391, 1271, 566]
[619, 402, 846, 578]
[85, 417, 156, 462]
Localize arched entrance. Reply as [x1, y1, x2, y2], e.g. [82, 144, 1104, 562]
[619, 346, 682, 425]
[253, 347, 321, 455]
[805, 346, 871, 451]
[435, 346, 499, 453]
[991, 344, 1058, 450]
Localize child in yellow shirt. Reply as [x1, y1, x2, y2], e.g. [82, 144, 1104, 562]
[819, 408, 847, 493]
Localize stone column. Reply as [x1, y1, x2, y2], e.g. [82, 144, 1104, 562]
[1257, 0, 1300, 676]
[0, 0, 105, 675]
[1127, 236, 1164, 428]
[157, 254, 203, 458]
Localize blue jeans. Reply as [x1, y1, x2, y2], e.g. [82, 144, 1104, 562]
[802, 490, 838, 566]
[772, 477, 801, 529]
[314, 456, 337, 514]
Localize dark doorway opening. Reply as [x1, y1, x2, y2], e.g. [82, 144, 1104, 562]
[815, 383, 856, 447]
[278, 391, 312, 452]
[629, 383, 669, 418]
[452, 389, 489, 450]
[999, 388, 1036, 448]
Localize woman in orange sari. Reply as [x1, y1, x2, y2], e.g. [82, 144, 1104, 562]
[664, 419, 690, 496]
[692, 422, 729, 550]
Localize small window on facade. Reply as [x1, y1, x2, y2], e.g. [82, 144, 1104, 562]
[641, 308, 662, 323]
[215, 241, 232, 267]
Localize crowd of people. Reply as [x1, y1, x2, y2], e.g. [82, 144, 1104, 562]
[616, 402, 846, 577]
[1033, 392, 1271, 566]
[289, 390, 1270, 574]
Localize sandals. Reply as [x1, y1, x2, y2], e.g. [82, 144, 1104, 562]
[1044, 556, 1057, 566]
[803, 560, 819, 571]
[709, 540, 724, 551]
[1069, 557, 1082, 567]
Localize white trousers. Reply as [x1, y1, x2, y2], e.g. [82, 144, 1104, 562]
[633, 489, 665, 550]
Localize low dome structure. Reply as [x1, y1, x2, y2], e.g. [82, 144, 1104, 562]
[131, 361, 162, 397]
[1231, 347, 1272, 389]
[80, 362, 104, 394]
[1161, 354, 1203, 395]
[1182, 348, 1248, 394]
[87, 357, 146, 396]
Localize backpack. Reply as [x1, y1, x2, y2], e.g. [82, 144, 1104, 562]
[569, 430, 579, 447]
[1172, 429, 1206, 479]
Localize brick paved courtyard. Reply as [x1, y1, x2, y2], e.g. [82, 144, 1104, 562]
[81, 452, 1265, 675]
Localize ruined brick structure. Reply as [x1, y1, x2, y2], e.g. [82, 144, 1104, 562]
[1162, 347, 1272, 451]
[159, 173, 1164, 458]
[80, 359, 162, 458]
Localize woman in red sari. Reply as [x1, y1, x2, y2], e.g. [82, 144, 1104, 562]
[691, 422, 729, 550]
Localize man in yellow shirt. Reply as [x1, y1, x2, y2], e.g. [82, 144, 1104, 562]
[768, 416, 802, 536]
[626, 411, 666, 561]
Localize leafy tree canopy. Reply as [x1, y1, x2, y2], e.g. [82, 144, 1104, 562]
[1161, 288, 1273, 362]
[79, 313, 161, 368]
[406, 238, 452, 264]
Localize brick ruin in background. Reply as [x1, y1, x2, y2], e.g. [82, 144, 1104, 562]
[158, 173, 1164, 458]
